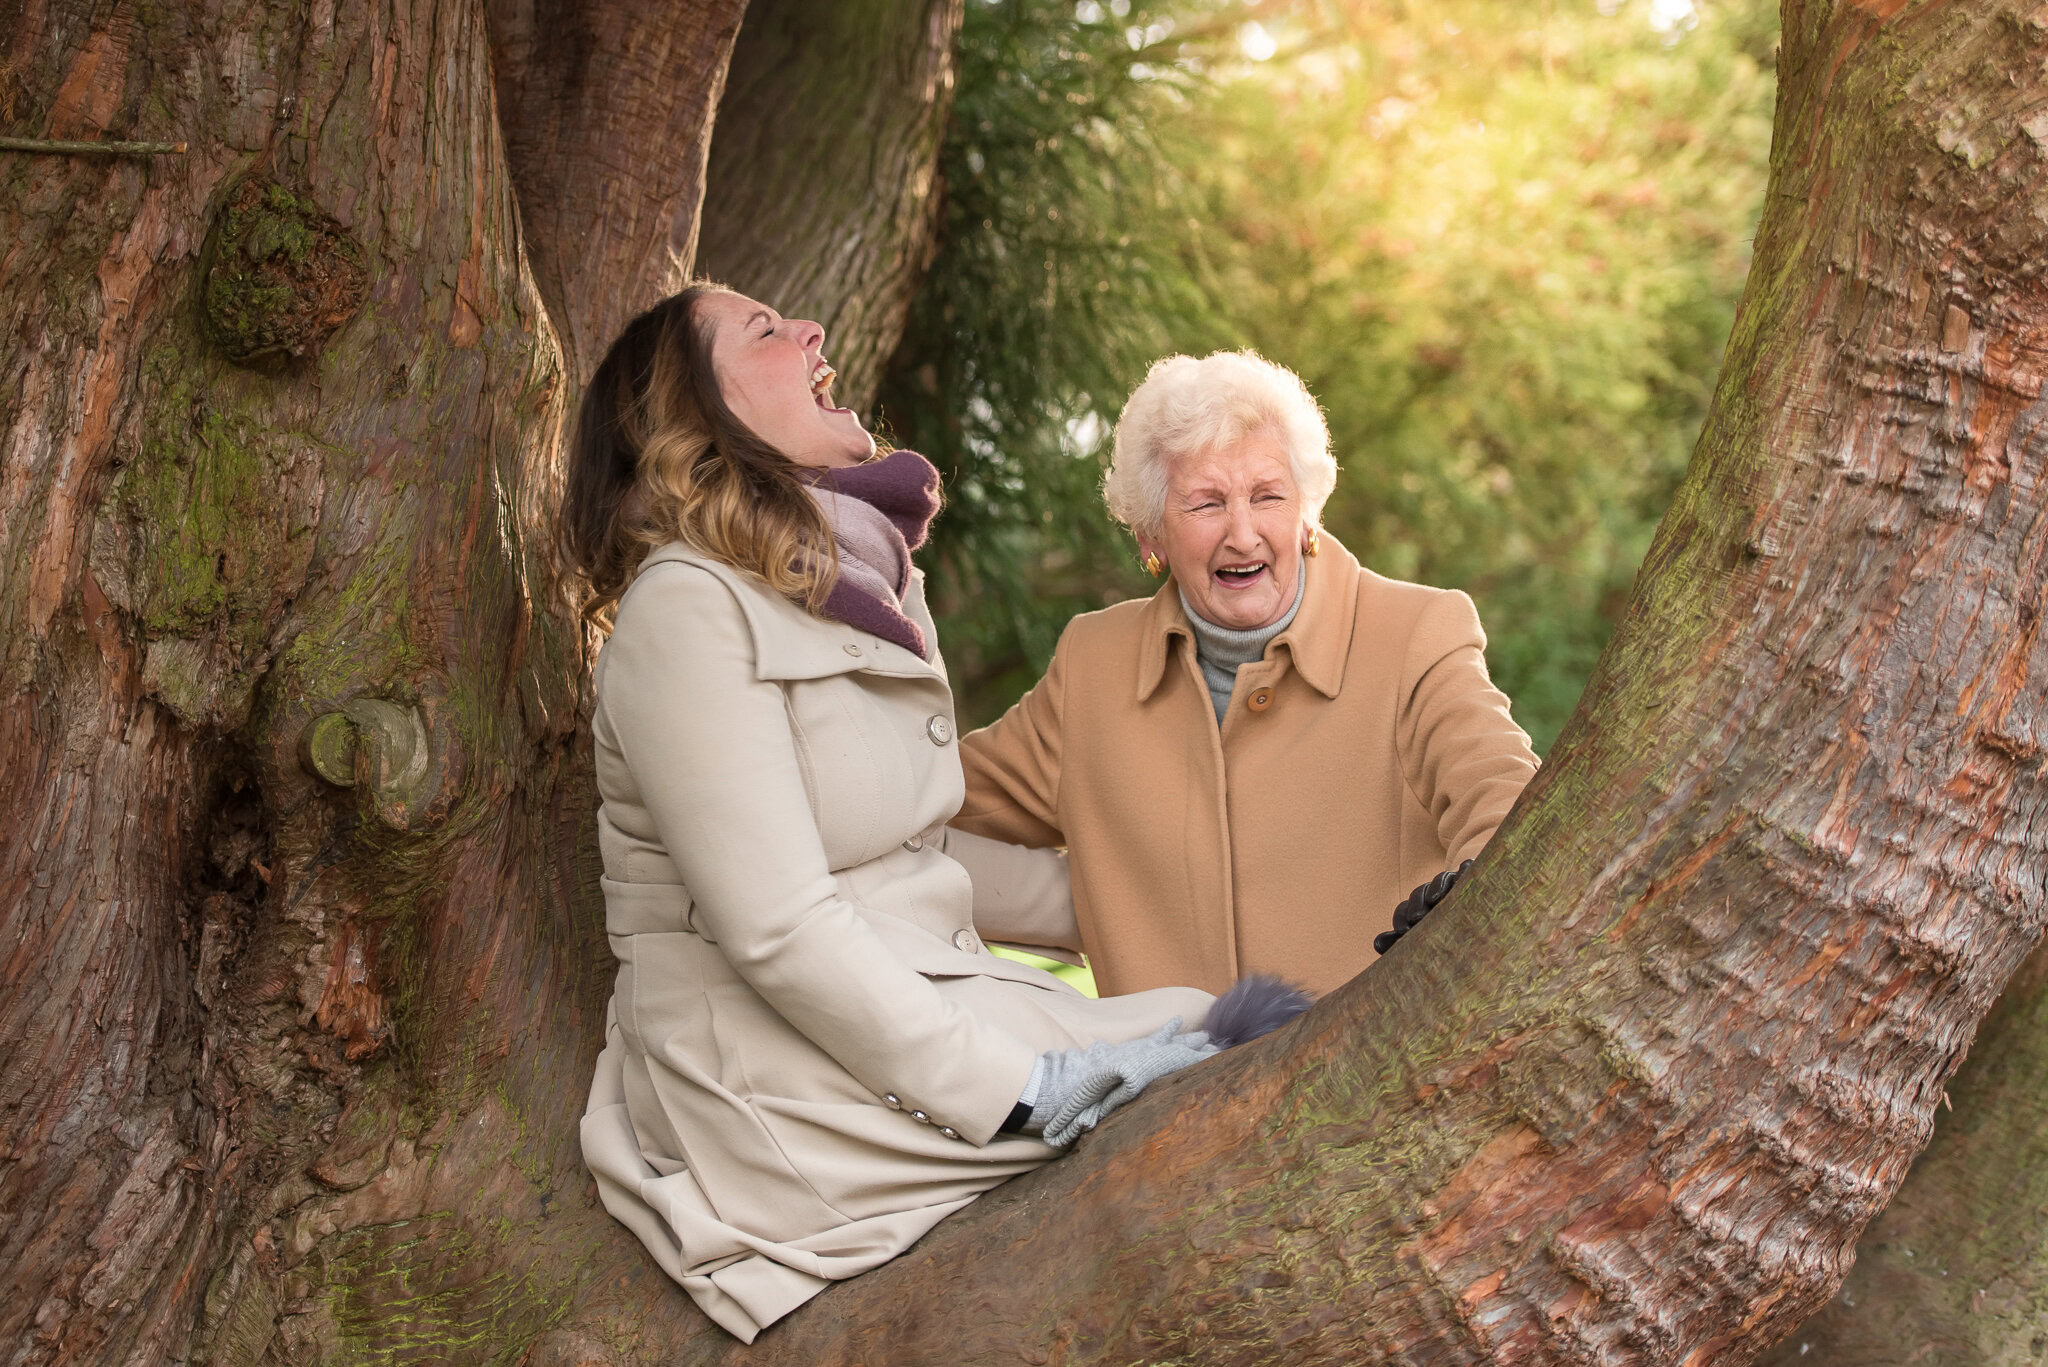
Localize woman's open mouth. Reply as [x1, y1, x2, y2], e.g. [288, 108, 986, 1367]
[811, 360, 854, 416]
[1213, 561, 1268, 589]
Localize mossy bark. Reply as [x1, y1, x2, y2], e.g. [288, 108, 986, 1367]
[0, 0, 594, 1357]
[0, 1, 746, 1363]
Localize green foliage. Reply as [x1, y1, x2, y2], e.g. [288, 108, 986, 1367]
[892, 0, 1777, 749]
[1202, 0, 1778, 751]
[990, 944, 1099, 994]
[877, 0, 1243, 714]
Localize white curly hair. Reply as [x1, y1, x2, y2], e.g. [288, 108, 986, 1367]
[1101, 350, 1337, 541]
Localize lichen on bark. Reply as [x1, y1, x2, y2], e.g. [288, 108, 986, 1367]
[201, 178, 369, 368]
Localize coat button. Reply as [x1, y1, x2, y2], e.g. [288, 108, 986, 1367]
[884, 1093, 902, 1109]
[910, 1110, 930, 1124]
[844, 643, 863, 656]
[938, 1125, 961, 1140]
[952, 929, 978, 953]
[1246, 687, 1274, 712]
[903, 835, 923, 852]
[926, 714, 953, 745]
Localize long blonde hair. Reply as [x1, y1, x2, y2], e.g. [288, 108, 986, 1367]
[561, 285, 836, 628]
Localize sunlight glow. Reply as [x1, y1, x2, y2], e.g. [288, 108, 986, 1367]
[1065, 410, 1108, 455]
[1649, 0, 1698, 34]
[1239, 21, 1277, 62]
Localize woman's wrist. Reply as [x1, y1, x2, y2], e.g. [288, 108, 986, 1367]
[1003, 1054, 1047, 1134]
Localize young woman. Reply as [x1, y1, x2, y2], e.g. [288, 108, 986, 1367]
[560, 285, 1298, 1341]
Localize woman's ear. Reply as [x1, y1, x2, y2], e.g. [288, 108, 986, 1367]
[1136, 535, 1165, 577]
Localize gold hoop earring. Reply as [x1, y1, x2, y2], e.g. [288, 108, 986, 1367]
[1142, 552, 1164, 577]
[1304, 527, 1320, 558]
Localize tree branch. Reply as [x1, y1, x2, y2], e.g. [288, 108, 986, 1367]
[1754, 941, 2048, 1363]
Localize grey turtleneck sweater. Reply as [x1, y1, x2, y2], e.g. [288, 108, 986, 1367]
[1178, 569, 1307, 722]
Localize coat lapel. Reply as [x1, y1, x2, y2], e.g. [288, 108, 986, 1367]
[634, 544, 947, 685]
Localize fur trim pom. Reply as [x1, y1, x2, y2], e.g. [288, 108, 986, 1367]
[1205, 975, 1314, 1049]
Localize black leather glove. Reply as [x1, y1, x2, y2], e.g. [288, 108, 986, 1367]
[1374, 858, 1474, 955]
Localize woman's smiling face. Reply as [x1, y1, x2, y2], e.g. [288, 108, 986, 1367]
[700, 290, 874, 468]
[1140, 429, 1306, 631]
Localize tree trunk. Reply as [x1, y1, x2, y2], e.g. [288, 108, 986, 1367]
[3, 1, 2046, 1366]
[485, 0, 749, 385]
[1757, 942, 2048, 1365]
[693, 0, 964, 415]
[0, 1, 748, 1363]
[0, 0, 979, 1358]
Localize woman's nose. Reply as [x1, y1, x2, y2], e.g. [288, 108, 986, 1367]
[793, 318, 826, 351]
[1223, 501, 1258, 547]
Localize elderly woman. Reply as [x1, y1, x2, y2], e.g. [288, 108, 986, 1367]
[561, 290, 1299, 1341]
[953, 350, 1540, 997]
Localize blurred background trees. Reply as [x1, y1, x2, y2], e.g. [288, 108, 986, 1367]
[886, 0, 1779, 750]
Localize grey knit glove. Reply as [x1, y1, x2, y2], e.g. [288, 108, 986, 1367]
[1025, 1019, 1220, 1148]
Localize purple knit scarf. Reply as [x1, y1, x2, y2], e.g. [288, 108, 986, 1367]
[804, 449, 941, 660]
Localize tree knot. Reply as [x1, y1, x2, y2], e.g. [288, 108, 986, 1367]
[201, 178, 368, 369]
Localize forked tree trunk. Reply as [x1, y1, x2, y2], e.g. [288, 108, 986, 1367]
[484, 0, 749, 383]
[0, 0, 677, 1359]
[644, 0, 2045, 1359]
[1756, 942, 2048, 1365]
[694, 0, 964, 413]
[3, 1, 2047, 1365]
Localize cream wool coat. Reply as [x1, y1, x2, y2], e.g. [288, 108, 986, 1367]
[579, 542, 1212, 1342]
[954, 535, 1540, 998]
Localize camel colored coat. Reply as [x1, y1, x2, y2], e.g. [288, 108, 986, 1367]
[579, 543, 1211, 1342]
[954, 535, 1539, 998]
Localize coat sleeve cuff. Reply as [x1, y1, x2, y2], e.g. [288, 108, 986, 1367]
[943, 1035, 1039, 1147]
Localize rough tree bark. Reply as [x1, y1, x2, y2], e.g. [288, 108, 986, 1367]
[694, 0, 964, 414]
[0, 0, 973, 1360]
[485, 0, 749, 384]
[0, 1, 722, 1363]
[1, 2, 2044, 1367]
[1757, 941, 2048, 1365]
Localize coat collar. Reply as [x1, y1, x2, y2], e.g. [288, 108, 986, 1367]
[1134, 533, 1360, 702]
[634, 542, 945, 684]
